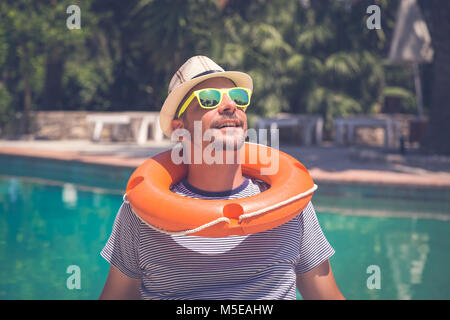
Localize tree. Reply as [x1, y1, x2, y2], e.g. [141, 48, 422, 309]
[0, 0, 417, 139]
[214, 0, 398, 133]
[0, 0, 90, 136]
[421, 0, 450, 155]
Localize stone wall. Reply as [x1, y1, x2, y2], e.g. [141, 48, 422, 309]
[30, 111, 89, 140]
[7, 111, 414, 148]
[28, 111, 135, 141]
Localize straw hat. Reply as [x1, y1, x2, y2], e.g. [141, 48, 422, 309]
[159, 56, 253, 138]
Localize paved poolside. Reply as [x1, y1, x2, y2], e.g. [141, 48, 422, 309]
[0, 139, 449, 187]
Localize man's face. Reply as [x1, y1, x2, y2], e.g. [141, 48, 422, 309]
[172, 77, 248, 151]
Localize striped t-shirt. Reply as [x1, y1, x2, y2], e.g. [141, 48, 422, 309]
[101, 176, 334, 300]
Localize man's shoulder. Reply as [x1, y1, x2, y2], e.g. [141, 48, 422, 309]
[117, 200, 145, 228]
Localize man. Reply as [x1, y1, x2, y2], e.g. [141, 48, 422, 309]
[99, 56, 345, 300]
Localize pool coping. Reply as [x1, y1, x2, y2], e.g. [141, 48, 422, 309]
[0, 146, 143, 168]
[1, 144, 450, 188]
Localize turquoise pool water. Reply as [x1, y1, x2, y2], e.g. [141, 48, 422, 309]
[0, 154, 449, 300]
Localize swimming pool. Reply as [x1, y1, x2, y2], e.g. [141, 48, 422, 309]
[1, 154, 449, 300]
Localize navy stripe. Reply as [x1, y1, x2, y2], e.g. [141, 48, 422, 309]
[100, 177, 334, 299]
[191, 70, 222, 79]
[180, 178, 249, 197]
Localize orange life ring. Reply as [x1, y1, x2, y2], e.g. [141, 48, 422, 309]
[125, 142, 317, 237]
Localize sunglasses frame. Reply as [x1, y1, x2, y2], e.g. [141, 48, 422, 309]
[177, 87, 252, 119]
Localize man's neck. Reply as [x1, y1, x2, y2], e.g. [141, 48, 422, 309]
[185, 147, 245, 193]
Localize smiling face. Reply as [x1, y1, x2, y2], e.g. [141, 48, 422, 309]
[171, 77, 248, 152]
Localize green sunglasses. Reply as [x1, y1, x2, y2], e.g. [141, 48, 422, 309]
[177, 87, 252, 119]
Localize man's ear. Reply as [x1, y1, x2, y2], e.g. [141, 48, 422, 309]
[171, 119, 184, 131]
[171, 119, 184, 141]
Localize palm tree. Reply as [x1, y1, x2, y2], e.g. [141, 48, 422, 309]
[215, 0, 394, 133]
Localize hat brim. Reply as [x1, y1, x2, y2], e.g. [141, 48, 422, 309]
[159, 71, 253, 138]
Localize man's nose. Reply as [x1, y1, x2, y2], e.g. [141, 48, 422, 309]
[217, 94, 237, 114]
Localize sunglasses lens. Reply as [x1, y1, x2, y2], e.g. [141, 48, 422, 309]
[198, 90, 221, 108]
[229, 88, 250, 106]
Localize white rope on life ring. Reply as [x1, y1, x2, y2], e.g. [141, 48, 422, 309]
[123, 184, 318, 236]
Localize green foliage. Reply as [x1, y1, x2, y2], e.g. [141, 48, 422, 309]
[383, 86, 417, 113]
[0, 0, 420, 137]
[0, 0, 93, 133]
[211, 0, 399, 131]
[0, 85, 13, 136]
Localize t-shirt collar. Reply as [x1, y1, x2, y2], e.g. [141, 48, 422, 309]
[181, 177, 249, 197]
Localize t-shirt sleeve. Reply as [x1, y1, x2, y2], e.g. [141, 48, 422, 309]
[100, 202, 143, 279]
[295, 201, 335, 275]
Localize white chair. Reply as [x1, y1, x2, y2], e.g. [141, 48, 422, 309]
[135, 114, 164, 145]
[86, 114, 131, 141]
[254, 114, 323, 146]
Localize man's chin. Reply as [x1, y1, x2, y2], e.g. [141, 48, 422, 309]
[209, 137, 244, 151]
[214, 128, 245, 150]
